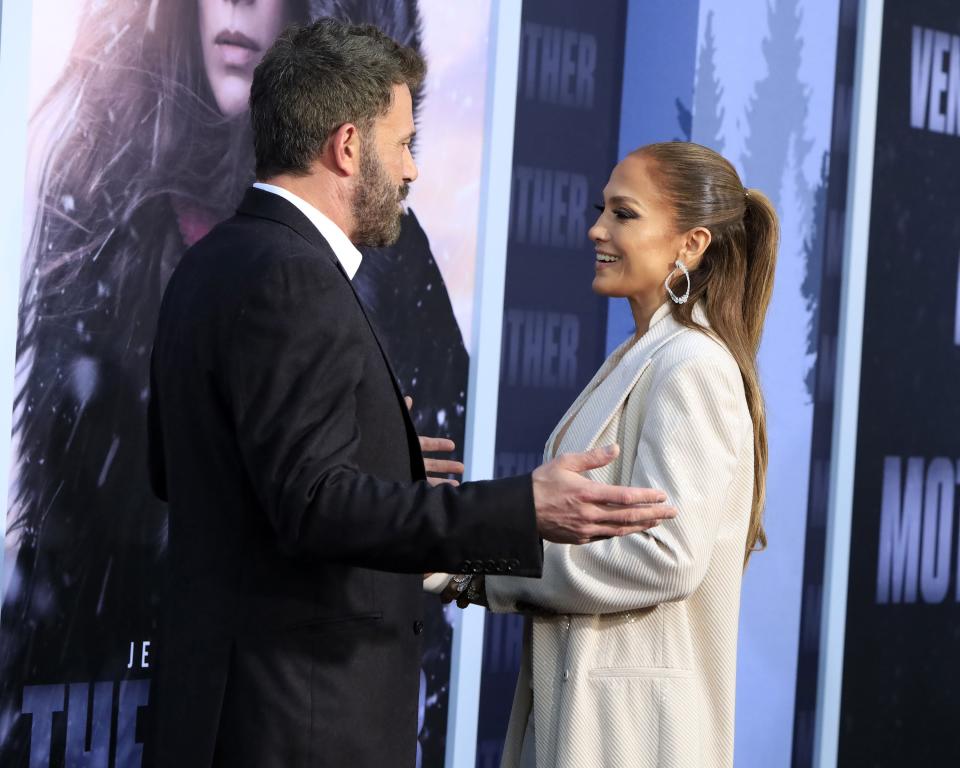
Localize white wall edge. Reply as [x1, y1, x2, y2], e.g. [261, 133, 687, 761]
[813, 1, 884, 765]
[0, 0, 32, 610]
[445, 1, 522, 766]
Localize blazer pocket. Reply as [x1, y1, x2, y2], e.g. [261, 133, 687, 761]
[286, 612, 383, 632]
[587, 666, 693, 680]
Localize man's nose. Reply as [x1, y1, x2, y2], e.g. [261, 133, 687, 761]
[403, 147, 419, 183]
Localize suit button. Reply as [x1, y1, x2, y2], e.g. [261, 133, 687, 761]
[562, 669, 570, 681]
[413, 620, 424, 635]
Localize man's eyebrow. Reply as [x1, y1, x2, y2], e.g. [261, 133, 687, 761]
[401, 131, 416, 144]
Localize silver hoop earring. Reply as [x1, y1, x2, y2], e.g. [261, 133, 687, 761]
[665, 259, 690, 304]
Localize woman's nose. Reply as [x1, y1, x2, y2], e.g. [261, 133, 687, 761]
[588, 219, 607, 243]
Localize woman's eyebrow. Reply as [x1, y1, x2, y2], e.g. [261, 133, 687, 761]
[607, 194, 644, 210]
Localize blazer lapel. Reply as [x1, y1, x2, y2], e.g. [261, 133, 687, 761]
[542, 334, 633, 461]
[556, 305, 689, 457]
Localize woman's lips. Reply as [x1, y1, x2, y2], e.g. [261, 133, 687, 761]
[215, 30, 261, 69]
[595, 252, 621, 270]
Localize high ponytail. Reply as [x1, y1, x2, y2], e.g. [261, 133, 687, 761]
[636, 143, 779, 565]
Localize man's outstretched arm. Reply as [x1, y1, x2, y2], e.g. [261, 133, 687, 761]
[225, 253, 674, 576]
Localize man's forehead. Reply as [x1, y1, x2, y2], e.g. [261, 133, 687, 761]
[382, 83, 415, 134]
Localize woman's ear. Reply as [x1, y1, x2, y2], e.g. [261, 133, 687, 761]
[681, 226, 712, 269]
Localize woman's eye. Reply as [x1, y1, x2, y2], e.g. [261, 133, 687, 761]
[594, 203, 637, 220]
[595, 202, 636, 220]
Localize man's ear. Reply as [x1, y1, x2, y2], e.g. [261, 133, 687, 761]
[681, 226, 712, 269]
[326, 122, 361, 177]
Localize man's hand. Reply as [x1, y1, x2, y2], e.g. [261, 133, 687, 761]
[532, 444, 676, 544]
[405, 396, 465, 487]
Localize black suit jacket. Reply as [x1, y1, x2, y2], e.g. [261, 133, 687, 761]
[146, 188, 541, 768]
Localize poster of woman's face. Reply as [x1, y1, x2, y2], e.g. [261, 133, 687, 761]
[197, 0, 298, 117]
[1, 1, 493, 764]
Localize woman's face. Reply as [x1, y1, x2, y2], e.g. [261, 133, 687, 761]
[589, 154, 688, 306]
[198, 0, 295, 117]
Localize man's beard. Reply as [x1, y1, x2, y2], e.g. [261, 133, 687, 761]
[351, 147, 409, 247]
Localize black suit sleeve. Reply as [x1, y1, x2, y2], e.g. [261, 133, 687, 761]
[224, 252, 542, 577]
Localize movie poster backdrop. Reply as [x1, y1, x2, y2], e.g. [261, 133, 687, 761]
[839, 1, 960, 763]
[474, 1, 627, 765]
[0, 1, 493, 765]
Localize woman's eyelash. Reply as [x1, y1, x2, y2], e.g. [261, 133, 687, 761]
[595, 202, 637, 220]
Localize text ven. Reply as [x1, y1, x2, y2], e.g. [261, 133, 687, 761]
[911, 25, 960, 135]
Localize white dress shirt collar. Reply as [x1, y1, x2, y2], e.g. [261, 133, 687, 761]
[252, 182, 363, 280]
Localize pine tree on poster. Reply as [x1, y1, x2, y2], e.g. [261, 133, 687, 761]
[692, 11, 725, 153]
[675, 98, 692, 142]
[742, 0, 812, 220]
[801, 151, 829, 398]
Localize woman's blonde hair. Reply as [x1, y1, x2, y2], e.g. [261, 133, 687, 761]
[636, 141, 778, 565]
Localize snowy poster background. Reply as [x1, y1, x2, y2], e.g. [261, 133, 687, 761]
[0, 1, 492, 765]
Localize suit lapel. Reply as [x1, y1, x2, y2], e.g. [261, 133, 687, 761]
[337, 269, 425, 462]
[236, 188, 423, 466]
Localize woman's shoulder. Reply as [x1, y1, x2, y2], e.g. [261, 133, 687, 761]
[653, 316, 743, 392]
[660, 312, 737, 365]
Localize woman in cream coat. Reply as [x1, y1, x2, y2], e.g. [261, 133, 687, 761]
[450, 142, 778, 768]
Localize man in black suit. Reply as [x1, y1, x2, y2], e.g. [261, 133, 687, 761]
[147, 19, 674, 768]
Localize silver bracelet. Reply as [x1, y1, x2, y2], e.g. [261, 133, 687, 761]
[450, 574, 472, 594]
[465, 575, 485, 605]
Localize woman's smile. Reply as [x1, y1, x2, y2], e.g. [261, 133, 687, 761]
[594, 251, 622, 269]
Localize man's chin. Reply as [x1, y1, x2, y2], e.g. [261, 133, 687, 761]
[364, 234, 400, 248]
[355, 216, 404, 248]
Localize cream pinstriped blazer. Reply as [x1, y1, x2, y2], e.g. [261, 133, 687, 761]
[485, 302, 754, 768]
